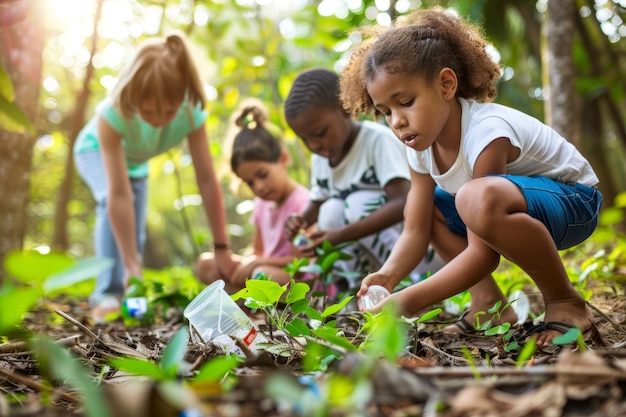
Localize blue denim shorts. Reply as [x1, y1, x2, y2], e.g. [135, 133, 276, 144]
[434, 175, 603, 250]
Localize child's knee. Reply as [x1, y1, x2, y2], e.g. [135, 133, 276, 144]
[195, 252, 218, 284]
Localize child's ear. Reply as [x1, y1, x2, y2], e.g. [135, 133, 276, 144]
[279, 149, 290, 166]
[439, 68, 458, 100]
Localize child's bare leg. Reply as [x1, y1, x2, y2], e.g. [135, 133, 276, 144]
[195, 252, 220, 285]
[431, 208, 517, 331]
[457, 177, 593, 346]
[195, 252, 254, 293]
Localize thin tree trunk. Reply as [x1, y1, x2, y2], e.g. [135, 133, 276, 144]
[544, 0, 578, 144]
[51, 0, 103, 250]
[0, 0, 44, 283]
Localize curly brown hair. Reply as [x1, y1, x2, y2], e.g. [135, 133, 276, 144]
[339, 7, 501, 117]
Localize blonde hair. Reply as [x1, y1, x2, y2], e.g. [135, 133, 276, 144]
[109, 30, 207, 118]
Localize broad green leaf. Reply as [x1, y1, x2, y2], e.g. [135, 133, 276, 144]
[0, 284, 41, 335]
[244, 279, 286, 305]
[0, 65, 14, 101]
[291, 298, 309, 314]
[552, 328, 582, 345]
[417, 307, 442, 323]
[160, 327, 189, 378]
[32, 337, 112, 417]
[312, 326, 357, 352]
[285, 281, 309, 304]
[320, 296, 354, 318]
[0, 95, 34, 135]
[193, 355, 240, 383]
[109, 357, 165, 380]
[44, 257, 114, 293]
[5, 250, 74, 284]
[284, 317, 310, 337]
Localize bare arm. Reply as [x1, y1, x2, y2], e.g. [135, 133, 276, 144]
[325, 177, 409, 245]
[378, 138, 518, 315]
[98, 117, 142, 281]
[358, 170, 436, 295]
[187, 125, 238, 275]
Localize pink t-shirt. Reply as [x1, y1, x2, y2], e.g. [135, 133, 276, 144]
[251, 184, 310, 258]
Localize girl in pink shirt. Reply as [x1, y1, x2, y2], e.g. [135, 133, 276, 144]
[196, 99, 309, 293]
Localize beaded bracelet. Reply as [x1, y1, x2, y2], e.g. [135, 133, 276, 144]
[212, 242, 231, 250]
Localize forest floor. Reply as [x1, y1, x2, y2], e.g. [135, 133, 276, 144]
[3, 283, 626, 417]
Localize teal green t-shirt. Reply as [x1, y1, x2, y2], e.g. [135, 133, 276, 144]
[74, 98, 208, 178]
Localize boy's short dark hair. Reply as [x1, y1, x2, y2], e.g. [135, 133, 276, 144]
[284, 68, 341, 121]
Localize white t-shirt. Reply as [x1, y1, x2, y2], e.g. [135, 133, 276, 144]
[310, 121, 410, 202]
[407, 98, 599, 195]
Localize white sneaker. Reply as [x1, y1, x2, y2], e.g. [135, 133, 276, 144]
[91, 295, 121, 324]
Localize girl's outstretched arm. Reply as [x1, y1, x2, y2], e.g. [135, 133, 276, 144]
[358, 170, 435, 296]
[188, 125, 238, 277]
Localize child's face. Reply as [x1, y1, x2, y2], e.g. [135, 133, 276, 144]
[235, 156, 292, 205]
[287, 105, 355, 166]
[366, 69, 456, 151]
[138, 97, 181, 128]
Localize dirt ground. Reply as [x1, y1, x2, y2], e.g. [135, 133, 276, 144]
[2, 285, 626, 417]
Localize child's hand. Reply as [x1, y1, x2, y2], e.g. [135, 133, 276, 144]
[284, 214, 306, 240]
[357, 272, 393, 298]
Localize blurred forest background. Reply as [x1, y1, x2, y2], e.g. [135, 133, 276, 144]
[1, 0, 625, 282]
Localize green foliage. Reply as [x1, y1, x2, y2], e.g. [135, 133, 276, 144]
[359, 304, 407, 361]
[31, 336, 111, 417]
[1, 250, 112, 337]
[109, 327, 190, 381]
[0, 64, 35, 135]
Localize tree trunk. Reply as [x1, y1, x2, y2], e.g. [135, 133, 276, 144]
[51, 0, 103, 251]
[544, 0, 578, 145]
[0, 0, 45, 283]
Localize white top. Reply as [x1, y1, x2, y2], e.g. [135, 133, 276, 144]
[407, 98, 599, 195]
[310, 120, 410, 201]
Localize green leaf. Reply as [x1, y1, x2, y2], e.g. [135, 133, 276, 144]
[516, 339, 537, 367]
[5, 250, 74, 285]
[417, 308, 442, 323]
[44, 257, 114, 293]
[193, 354, 240, 383]
[160, 327, 189, 378]
[0, 65, 14, 101]
[312, 326, 357, 352]
[304, 306, 322, 321]
[291, 298, 309, 314]
[320, 296, 354, 318]
[552, 328, 582, 345]
[32, 337, 112, 417]
[285, 317, 311, 337]
[320, 251, 341, 272]
[109, 357, 165, 380]
[285, 281, 309, 304]
[0, 284, 42, 336]
[0, 95, 35, 135]
[487, 300, 502, 314]
[244, 279, 286, 306]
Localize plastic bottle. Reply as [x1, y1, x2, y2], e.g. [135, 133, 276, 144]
[359, 285, 390, 311]
[293, 229, 313, 248]
[121, 297, 148, 319]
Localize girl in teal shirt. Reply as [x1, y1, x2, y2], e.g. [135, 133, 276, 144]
[74, 31, 236, 323]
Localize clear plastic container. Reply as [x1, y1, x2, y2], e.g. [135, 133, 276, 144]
[183, 280, 258, 346]
[359, 285, 390, 311]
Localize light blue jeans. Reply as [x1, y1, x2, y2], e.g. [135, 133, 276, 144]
[75, 151, 148, 306]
